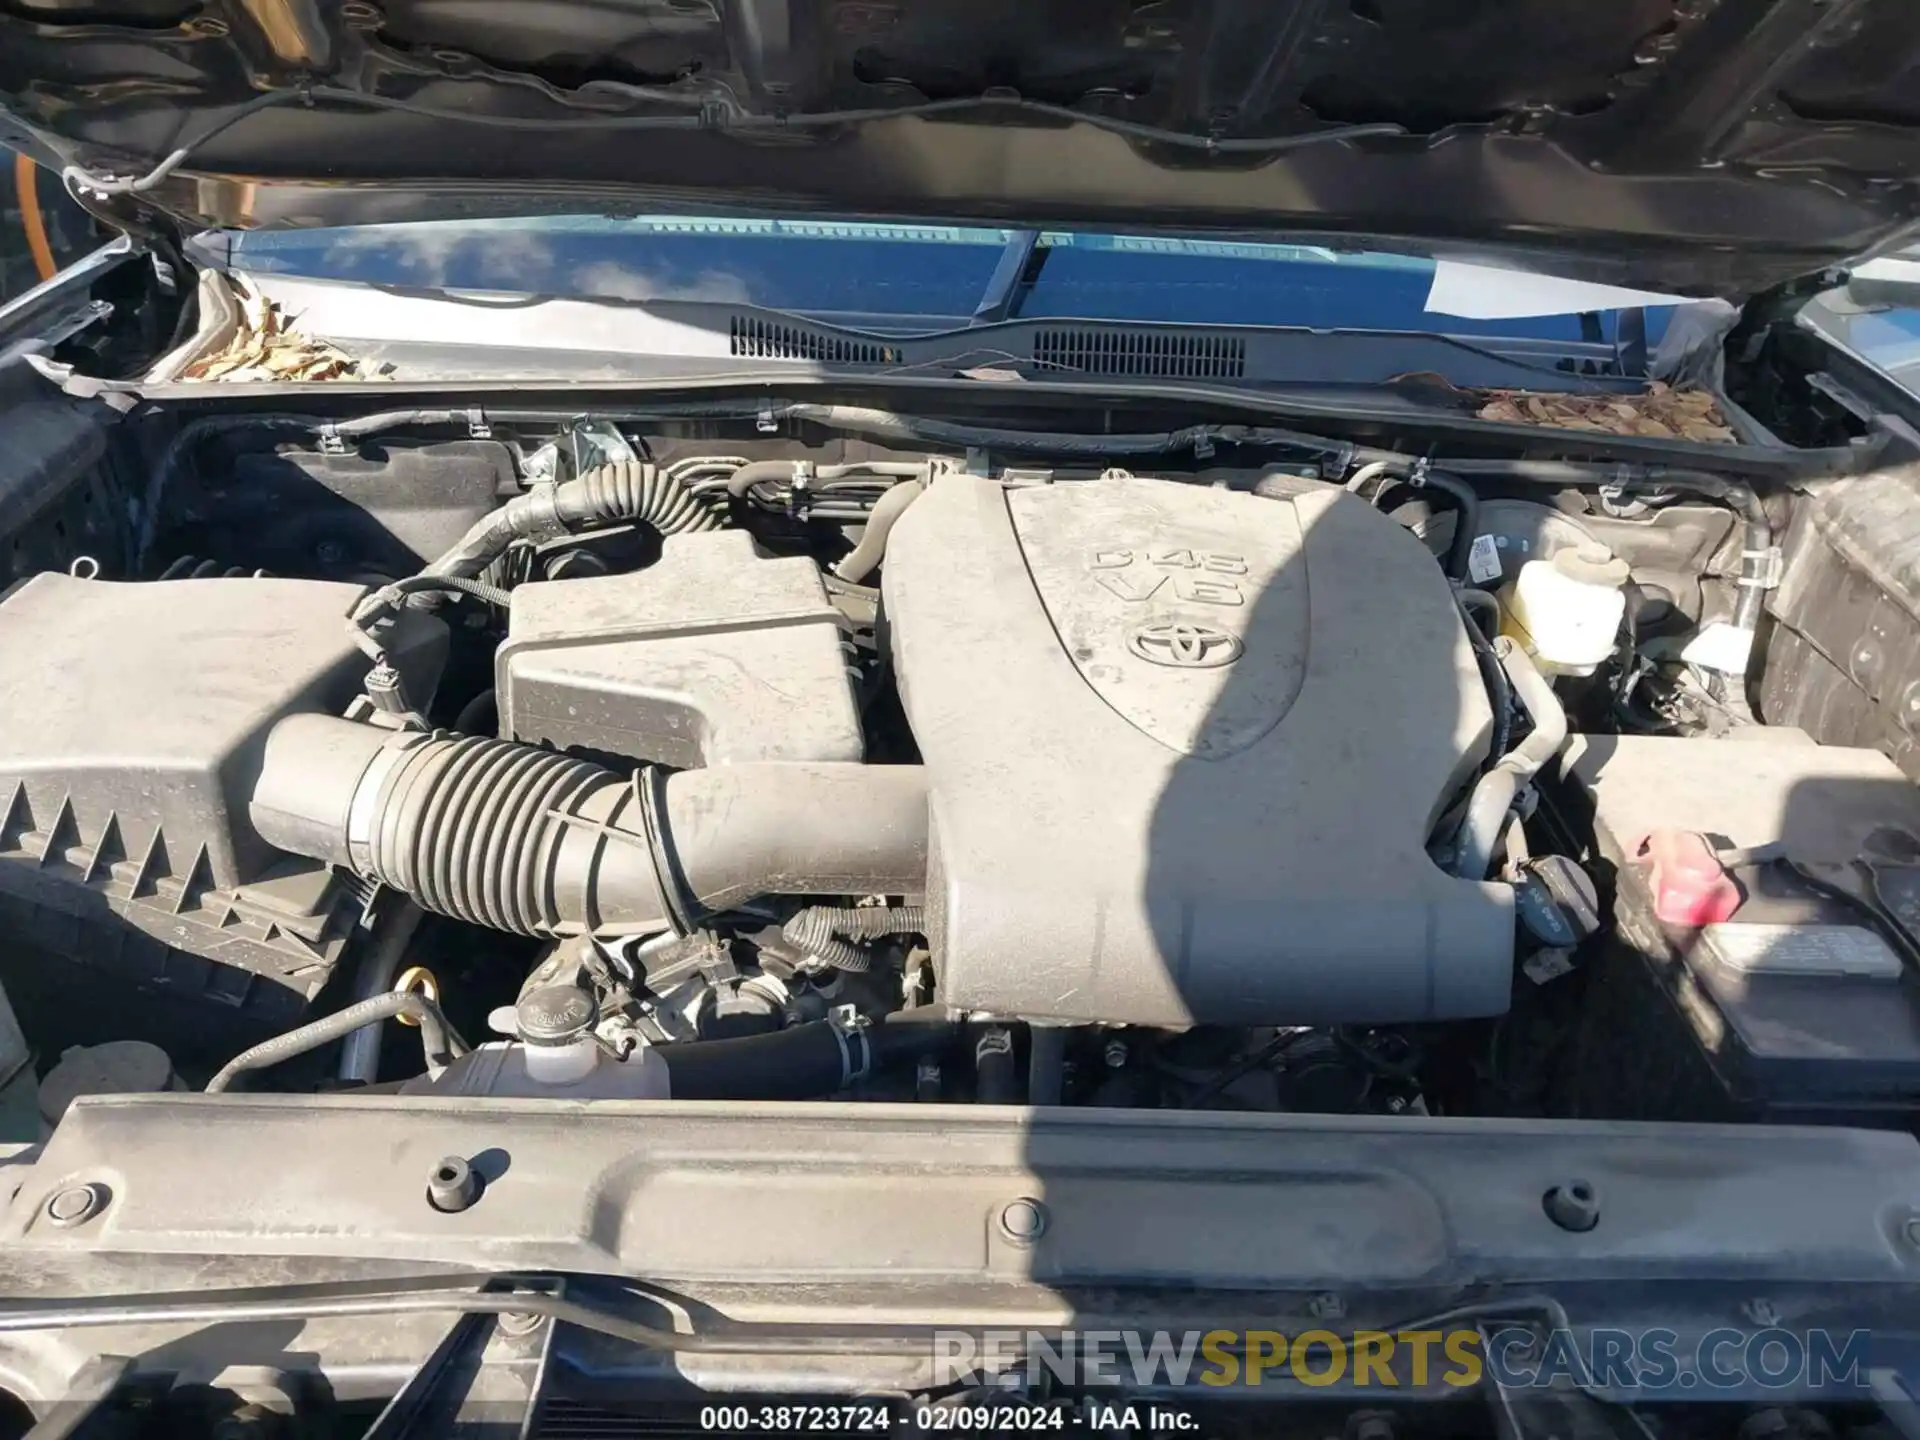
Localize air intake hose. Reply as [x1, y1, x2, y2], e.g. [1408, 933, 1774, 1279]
[424, 460, 723, 579]
[249, 715, 927, 937]
[659, 1009, 957, 1100]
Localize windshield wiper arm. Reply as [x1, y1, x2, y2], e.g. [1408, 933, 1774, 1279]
[971, 230, 1045, 326]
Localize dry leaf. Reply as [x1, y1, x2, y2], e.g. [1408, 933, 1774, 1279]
[1473, 385, 1737, 443]
[180, 279, 376, 385]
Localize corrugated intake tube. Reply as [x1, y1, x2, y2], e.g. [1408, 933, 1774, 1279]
[781, 905, 928, 973]
[249, 715, 928, 938]
[424, 460, 723, 579]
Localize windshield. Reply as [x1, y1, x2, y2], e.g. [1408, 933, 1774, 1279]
[221, 216, 1668, 349]
[1798, 262, 1920, 392]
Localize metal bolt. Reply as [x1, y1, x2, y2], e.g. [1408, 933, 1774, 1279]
[1744, 1297, 1780, 1328]
[46, 1183, 106, 1227]
[1102, 1038, 1129, 1069]
[1309, 1291, 1345, 1320]
[426, 1155, 482, 1214]
[998, 1197, 1048, 1245]
[497, 1310, 544, 1337]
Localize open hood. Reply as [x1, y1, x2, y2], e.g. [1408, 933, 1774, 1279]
[5, 0, 1920, 297]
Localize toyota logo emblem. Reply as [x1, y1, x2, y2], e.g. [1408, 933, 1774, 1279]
[1126, 622, 1244, 669]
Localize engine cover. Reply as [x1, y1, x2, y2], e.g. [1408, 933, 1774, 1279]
[883, 473, 1513, 1026]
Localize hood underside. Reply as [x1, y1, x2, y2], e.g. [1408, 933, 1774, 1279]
[5, 0, 1920, 296]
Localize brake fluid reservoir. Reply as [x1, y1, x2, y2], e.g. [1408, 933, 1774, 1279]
[1502, 544, 1630, 677]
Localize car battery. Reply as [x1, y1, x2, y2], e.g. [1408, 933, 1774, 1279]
[1553, 729, 1920, 1126]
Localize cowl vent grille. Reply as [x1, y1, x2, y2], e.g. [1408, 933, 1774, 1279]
[1033, 328, 1246, 378]
[729, 315, 890, 364]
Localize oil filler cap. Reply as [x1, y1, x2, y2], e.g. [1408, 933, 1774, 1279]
[515, 985, 598, 1047]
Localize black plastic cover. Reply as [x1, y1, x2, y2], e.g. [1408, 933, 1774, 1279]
[0, 575, 416, 1026]
[1766, 464, 1920, 779]
[884, 474, 1510, 1027]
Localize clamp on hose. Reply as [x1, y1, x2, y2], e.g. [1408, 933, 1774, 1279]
[827, 1005, 874, 1085]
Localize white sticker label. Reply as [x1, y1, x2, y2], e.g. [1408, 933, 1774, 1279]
[1522, 948, 1576, 985]
[1467, 533, 1503, 584]
[1679, 620, 1754, 676]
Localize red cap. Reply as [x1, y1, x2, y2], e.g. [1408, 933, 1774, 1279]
[1630, 830, 1742, 927]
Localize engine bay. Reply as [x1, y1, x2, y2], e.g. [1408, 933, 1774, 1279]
[4, 398, 1920, 1128]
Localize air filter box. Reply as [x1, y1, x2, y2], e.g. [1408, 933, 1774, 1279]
[0, 574, 428, 1052]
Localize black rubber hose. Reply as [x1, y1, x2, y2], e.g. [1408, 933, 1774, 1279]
[725, 459, 801, 497]
[1458, 594, 1512, 770]
[206, 990, 467, 1094]
[424, 460, 721, 579]
[554, 459, 720, 534]
[1621, 579, 1649, 641]
[1418, 469, 1480, 582]
[1730, 510, 1771, 632]
[780, 905, 927, 973]
[453, 688, 498, 737]
[974, 1027, 1018, 1104]
[659, 1011, 956, 1100]
[1634, 470, 1771, 632]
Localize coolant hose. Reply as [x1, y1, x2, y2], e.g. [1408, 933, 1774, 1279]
[424, 460, 722, 578]
[781, 905, 928, 972]
[207, 988, 466, 1094]
[832, 478, 926, 582]
[338, 901, 426, 1084]
[660, 1010, 957, 1100]
[1458, 591, 1512, 769]
[1335, 464, 1478, 582]
[1453, 638, 1568, 880]
[1416, 469, 1480, 583]
[725, 459, 802, 497]
[249, 716, 928, 939]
